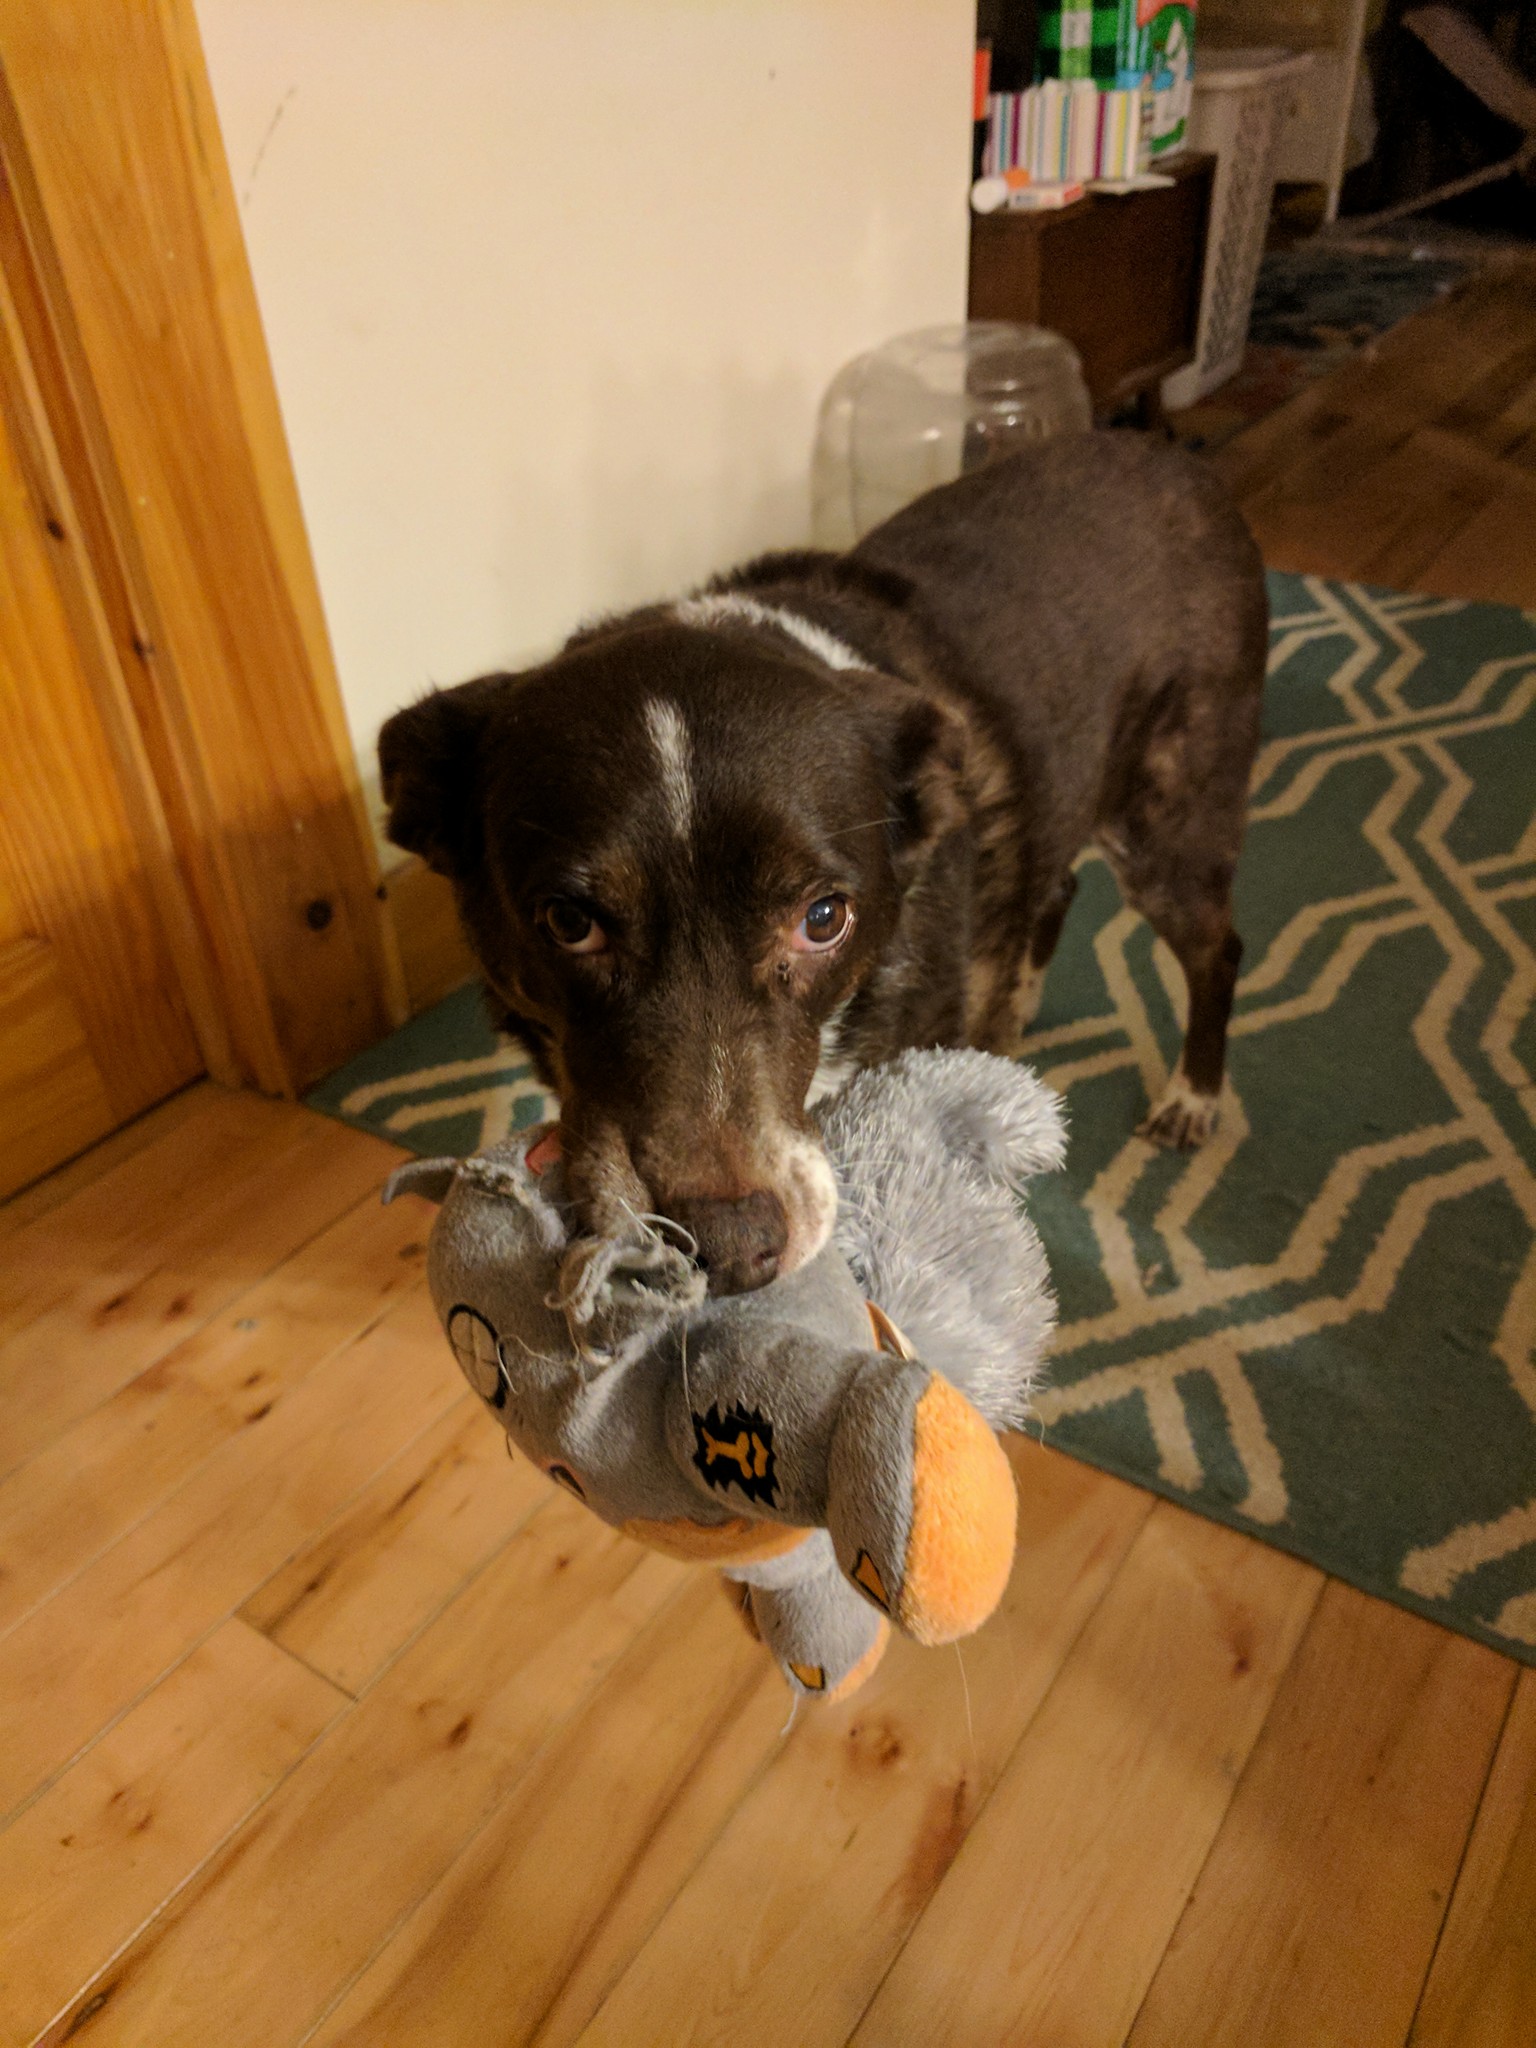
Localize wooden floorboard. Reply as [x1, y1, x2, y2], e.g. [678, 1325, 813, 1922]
[848, 1511, 1321, 2048]
[2, 996, 1527, 2048]
[42, 1502, 684, 2047]
[0, 1290, 467, 1824]
[1215, 255, 1536, 611]
[4, 263, 1536, 2043]
[0, 1188, 429, 1637]
[0, 1081, 210, 1247]
[0, 1620, 344, 2047]
[1125, 1584, 1516, 2048]
[0, 1091, 399, 1476]
[1410, 1668, 1536, 2048]
[571, 1449, 1156, 2048]
[307, 1574, 788, 2048]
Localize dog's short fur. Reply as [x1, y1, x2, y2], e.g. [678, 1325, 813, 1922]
[381, 433, 1267, 1294]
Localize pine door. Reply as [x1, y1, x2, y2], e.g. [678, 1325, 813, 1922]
[0, 0, 403, 1207]
[0, 353, 202, 1200]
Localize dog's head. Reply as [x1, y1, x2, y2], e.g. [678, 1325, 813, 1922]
[380, 616, 965, 1294]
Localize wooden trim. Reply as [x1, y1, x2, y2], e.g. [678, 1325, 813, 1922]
[383, 857, 478, 1018]
[0, 2, 406, 1095]
[0, 161, 239, 1088]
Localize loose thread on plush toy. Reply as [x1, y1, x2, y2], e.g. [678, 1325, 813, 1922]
[616, 1197, 699, 1259]
[952, 1641, 977, 1768]
[678, 1319, 694, 1416]
[780, 1691, 803, 1739]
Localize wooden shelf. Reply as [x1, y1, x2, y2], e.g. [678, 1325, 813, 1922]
[968, 153, 1216, 423]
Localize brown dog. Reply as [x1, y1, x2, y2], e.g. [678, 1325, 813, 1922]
[380, 432, 1267, 1294]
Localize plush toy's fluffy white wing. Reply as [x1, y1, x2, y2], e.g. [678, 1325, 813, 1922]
[818, 1048, 1066, 1431]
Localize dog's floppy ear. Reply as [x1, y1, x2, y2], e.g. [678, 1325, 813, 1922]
[378, 678, 504, 877]
[864, 679, 970, 857]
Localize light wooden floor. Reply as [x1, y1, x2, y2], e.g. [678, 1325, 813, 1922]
[3, 1088, 1531, 2048]
[5, 265, 1536, 2048]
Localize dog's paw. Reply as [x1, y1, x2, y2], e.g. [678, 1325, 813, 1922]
[1138, 1075, 1219, 1150]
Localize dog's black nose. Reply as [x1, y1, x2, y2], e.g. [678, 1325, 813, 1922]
[669, 1190, 788, 1295]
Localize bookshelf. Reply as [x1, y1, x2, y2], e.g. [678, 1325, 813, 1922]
[967, 151, 1215, 424]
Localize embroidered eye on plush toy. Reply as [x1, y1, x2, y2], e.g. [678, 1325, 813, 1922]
[385, 1047, 1065, 1702]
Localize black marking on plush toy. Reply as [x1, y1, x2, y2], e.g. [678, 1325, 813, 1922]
[547, 1464, 586, 1500]
[446, 1305, 508, 1409]
[691, 1402, 778, 1507]
[849, 1549, 891, 1614]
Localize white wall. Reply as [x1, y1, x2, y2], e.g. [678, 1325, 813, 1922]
[194, 0, 974, 827]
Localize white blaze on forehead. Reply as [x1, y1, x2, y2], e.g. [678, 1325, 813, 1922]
[672, 593, 866, 674]
[642, 697, 694, 842]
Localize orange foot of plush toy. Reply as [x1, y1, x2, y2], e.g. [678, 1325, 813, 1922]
[826, 1355, 1019, 1650]
[724, 1536, 894, 1700]
[899, 1374, 1017, 1644]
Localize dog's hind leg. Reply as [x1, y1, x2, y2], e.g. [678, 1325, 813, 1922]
[1137, 907, 1242, 1149]
[1094, 815, 1245, 1149]
[1095, 639, 1261, 1148]
[1013, 868, 1078, 1033]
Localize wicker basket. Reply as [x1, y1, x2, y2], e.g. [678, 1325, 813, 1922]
[1162, 48, 1312, 409]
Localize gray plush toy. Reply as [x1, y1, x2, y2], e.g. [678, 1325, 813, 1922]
[384, 1047, 1065, 1701]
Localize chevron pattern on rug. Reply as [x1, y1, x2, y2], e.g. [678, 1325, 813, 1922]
[309, 573, 1536, 1663]
[1024, 574, 1535, 1664]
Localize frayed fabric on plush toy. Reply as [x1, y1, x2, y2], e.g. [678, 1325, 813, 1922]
[383, 1047, 1065, 1701]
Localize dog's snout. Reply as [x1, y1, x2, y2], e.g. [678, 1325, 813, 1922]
[669, 1189, 788, 1296]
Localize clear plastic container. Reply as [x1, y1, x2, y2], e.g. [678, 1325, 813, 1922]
[812, 322, 1092, 550]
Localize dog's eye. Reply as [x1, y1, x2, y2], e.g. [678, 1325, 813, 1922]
[792, 894, 853, 952]
[539, 899, 607, 954]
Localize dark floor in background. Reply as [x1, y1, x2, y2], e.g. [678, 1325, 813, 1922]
[1173, 235, 1475, 452]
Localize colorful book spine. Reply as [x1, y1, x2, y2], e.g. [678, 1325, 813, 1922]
[1066, 79, 1100, 181]
[983, 79, 1152, 185]
[1098, 85, 1144, 178]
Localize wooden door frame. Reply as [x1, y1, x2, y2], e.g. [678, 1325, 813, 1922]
[0, 0, 405, 1100]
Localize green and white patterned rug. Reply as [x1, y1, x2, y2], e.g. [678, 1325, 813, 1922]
[311, 573, 1536, 1665]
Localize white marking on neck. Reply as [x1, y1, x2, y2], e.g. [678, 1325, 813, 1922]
[642, 698, 694, 842]
[673, 593, 867, 674]
[804, 997, 858, 1107]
